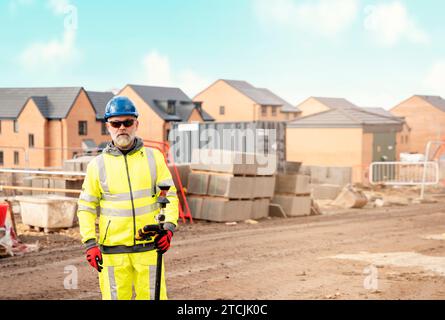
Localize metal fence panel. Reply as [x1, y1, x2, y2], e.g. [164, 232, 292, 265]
[369, 161, 439, 185]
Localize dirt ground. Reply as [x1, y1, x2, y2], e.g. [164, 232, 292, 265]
[2, 188, 445, 300]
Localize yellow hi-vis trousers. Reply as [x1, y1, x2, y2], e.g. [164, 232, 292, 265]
[99, 250, 168, 300]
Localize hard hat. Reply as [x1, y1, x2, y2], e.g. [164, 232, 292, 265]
[104, 96, 139, 121]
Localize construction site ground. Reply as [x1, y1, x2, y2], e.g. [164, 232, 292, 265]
[2, 187, 445, 300]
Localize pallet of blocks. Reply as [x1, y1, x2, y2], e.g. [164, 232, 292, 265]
[271, 169, 314, 217]
[186, 149, 276, 222]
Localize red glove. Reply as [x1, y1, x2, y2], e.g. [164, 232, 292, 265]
[155, 230, 173, 254]
[86, 246, 103, 272]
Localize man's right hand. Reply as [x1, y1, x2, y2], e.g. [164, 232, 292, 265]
[86, 246, 103, 272]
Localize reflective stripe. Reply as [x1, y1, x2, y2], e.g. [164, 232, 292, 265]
[102, 189, 154, 202]
[108, 266, 117, 300]
[100, 203, 159, 217]
[146, 148, 157, 191]
[97, 154, 110, 193]
[158, 179, 174, 187]
[78, 204, 97, 214]
[79, 192, 99, 203]
[149, 265, 156, 300]
[100, 243, 156, 254]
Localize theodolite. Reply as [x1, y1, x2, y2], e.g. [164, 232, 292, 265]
[135, 184, 171, 300]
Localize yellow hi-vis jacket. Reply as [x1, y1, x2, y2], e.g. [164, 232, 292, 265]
[77, 137, 178, 251]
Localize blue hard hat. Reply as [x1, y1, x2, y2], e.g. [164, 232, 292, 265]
[104, 96, 139, 121]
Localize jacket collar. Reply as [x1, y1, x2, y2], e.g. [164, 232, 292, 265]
[103, 137, 144, 156]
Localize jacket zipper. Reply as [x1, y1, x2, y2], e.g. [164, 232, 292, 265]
[124, 154, 137, 246]
[102, 220, 111, 244]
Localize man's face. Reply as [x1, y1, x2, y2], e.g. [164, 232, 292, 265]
[106, 115, 139, 149]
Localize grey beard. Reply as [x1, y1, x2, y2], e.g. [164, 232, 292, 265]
[115, 134, 133, 149]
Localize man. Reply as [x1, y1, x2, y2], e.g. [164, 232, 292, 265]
[77, 96, 178, 300]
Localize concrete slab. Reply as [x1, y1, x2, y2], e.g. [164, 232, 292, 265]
[311, 184, 342, 200]
[251, 198, 270, 219]
[275, 174, 310, 195]
[200, 198, 253, 222]
[326, 167, 352, 186]
[252, 176, 276, 198]
[187, 173, 210, 195]
[208, 175, 255, 199]
[271, 195, 312, 217]
[187, 196, 203, 220]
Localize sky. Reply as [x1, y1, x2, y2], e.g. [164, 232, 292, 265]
[1, 0, 444, 109]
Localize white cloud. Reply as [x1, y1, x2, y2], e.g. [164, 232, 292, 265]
[253, 0, 358, 37]
[140, 51, 209, 97]
[47, 0, 71, 15]
[18, 0, 79, 72]
[423, 61, 445, 94]
[20, 29, 78, 71]
[8, 0, 34, 14]
[142, 51, 172, 87]
[177, 70, 210, 98]
[364, 1, 430, 46]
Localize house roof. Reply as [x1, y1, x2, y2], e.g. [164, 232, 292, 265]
[288, 107, 404, 128]
[306, 97, 360, 110]
[415, 95, 445, 112]
[222, 80, 300, 113]
[0, 87, 83, 119]
[86, 91, 115, 120]
[126, 84, 214, 122]
[362, 107, 396, 118]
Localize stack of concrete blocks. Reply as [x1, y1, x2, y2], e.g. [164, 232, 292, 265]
[272, 173, 312, 217]
[63, 156, 96, 173]
[168, 163, 192, 213]
[19, 156, 94, 198]
[186, 149, 276, 222]
[299, 165, 352, 201]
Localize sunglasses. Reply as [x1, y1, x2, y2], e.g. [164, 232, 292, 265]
[108, 119, 135, 128]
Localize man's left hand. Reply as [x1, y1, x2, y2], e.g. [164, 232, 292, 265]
[155, 230, 173, 254]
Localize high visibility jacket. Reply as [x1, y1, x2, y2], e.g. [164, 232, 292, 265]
[77, 138, 178, 250]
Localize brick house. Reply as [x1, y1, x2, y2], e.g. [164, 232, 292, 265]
[390, 95, 445, 155]
[0, 87, 113, 168]
[286, 105, 404, 183]
[117, 84, 214, 143]
[193, 79, 301, 122]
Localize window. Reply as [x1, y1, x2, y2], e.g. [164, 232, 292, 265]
[101, 122, 108, 135]
[0, 120, 2, 134]
[78, 121, 88, 136]
[271, 106, 277, 116]
[14, 151, 19, 165]
[261, 106, 267, 117]
[167, 101, 176, 115]
[13, 120, 19, 133]
[219, 106, 225, 115]
[286, 113, 290, 120]
[0, 151, 3, 166]
[29, 134, 34, 148]
[73, 152, 78, 159]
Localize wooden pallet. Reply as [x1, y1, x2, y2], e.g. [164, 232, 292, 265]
[26, 225, 69, 234]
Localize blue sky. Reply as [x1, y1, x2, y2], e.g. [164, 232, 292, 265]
[1, 0, 445, 109]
